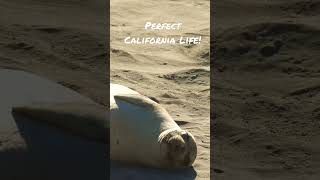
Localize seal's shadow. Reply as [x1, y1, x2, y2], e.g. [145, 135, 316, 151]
[9, 112, 109, 180]
[111, 161, 197, 180]
[9, 113, 197, 180]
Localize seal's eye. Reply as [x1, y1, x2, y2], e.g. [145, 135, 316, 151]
[174, 143, 185, 152]
[181, 132, 189, 140]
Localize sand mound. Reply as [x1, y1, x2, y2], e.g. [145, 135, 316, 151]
[161, 68, 210, 85]
[215, 23, 320, 60]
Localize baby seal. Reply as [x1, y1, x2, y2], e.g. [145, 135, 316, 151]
[110, 84, 197, 168]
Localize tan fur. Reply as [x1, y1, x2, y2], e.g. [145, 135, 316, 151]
[110, 84, 197, 168]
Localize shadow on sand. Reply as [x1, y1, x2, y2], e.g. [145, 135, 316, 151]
[111, 161, 197, 180]
[0, 112, 196, 180]
[0, 112, 108, 180]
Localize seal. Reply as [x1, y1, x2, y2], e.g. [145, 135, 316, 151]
[110, 83, 197, 168]
[13, 82, 197, 169]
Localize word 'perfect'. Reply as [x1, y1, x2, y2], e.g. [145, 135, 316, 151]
[144, 22, 183, 30]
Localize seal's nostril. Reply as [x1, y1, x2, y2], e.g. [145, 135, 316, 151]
[184, 153, 190, 166]
[175, 144, 180, 151]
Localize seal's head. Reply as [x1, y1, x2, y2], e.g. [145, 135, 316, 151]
[159, 129, 197, 169]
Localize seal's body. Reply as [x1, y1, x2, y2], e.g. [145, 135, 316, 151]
[14, 82, 197, 169]
[110, 84, 197, 168]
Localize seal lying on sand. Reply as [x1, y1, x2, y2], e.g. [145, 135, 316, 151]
[110, 84, 197, 168]
[13, 81, 197, 168]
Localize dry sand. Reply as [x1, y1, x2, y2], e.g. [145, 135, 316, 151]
[213, 0, 320, 179]
[111, 0, 210, 179]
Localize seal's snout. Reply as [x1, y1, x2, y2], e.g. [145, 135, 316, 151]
[162, 130, 197, 168]
[168, 134, 186, 153]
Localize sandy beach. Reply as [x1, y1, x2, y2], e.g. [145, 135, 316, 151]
[3, 0, 318, 179]
[213, 0, 320, 179]
[0, 0, 210, 179]
[111, 0, 210, 179]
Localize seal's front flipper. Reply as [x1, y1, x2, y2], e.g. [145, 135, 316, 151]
[12, 102, 109, 143]
[114, 94, 158, 108]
